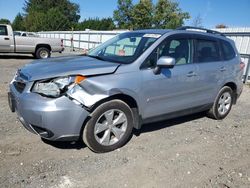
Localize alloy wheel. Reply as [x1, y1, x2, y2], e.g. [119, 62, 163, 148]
[94, 109, 128, 146]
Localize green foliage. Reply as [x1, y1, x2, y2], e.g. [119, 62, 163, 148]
[12, 13, 26, 31]
[23, 0, 80, 31]
[113, 0, 133, 29]
[154, 0, 190, 29]
[5, 0, 190, 32]
[114, 0, 190, 29]
[0, 18, 11, 24]
[216, 24, 228, 29]
[76, 18, 115, 30]
[131, 0, 154, 29]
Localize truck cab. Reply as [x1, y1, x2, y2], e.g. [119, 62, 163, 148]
[0, 24, 64, 58]
[0, 24, 13, 52]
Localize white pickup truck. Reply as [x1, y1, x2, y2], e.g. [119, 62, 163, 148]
[0, 24, 64, 59]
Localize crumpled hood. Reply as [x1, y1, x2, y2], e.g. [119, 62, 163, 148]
[19, 56, 120, 81]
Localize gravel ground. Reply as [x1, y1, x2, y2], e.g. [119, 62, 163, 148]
[0, 52, 250, 188]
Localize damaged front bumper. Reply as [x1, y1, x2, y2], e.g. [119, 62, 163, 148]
[9, 82, 90, 141]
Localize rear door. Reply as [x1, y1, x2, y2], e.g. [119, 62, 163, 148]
[140, 34, 202, 119]
[0, 25, 11, 52]
[193, 35, 225, 104]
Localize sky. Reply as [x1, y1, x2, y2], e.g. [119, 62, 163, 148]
[0, 0, 250, 28]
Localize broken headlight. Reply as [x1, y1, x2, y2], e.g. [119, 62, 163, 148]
[32, 76, 85, 97]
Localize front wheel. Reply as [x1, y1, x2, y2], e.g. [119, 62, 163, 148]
[83, 100, 134, 153]
[207, 86, 233, 120]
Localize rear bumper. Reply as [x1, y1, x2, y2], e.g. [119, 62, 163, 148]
[237, 86, 243, 99]
[236, 80, 243, 98]
[234, 80, 243, 104]
[9, 83, 90, 141]
[51, 46, 64, 53]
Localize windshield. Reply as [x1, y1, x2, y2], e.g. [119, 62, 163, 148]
[88, 32, 161, 64]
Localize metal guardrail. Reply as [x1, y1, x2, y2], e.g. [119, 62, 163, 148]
[241, 54, 250, 83]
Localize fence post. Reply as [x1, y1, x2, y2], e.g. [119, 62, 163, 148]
[79, 33, 81, 49]
[100, 33, 102, 44]
[244, 56, 250, 83]
[88, 32, 90, 50]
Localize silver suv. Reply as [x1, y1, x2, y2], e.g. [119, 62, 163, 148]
[8, 27, 244, 153]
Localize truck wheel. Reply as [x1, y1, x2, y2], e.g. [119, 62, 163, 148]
[35, 47, 51, 59]
[83, 100, 134, 153]
[207, 86, 233, 120]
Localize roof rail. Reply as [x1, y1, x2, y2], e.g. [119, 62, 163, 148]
[177, 26, 226, 37]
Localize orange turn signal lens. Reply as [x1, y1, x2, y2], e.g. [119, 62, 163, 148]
[74, 75, 86, 84]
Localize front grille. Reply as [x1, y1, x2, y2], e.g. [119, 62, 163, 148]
[13, 81, 26, 93]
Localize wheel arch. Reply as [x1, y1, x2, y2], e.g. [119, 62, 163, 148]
[223, 82, 237, 104]
[88, 93, 142, 129]
[35, 44, 52, 52]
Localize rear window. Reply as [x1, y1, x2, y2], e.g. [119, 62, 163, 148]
[196, 39, 220, 63]
[221, 40, 236, 60]
[0, 26, 7, 36]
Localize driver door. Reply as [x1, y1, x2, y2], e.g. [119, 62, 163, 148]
[140, 35, 201, 119]
[0, 25, 11, 52]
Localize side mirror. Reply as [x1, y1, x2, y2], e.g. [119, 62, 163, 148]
[153, 56, 176, 74]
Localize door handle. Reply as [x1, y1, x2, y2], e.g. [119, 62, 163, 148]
[4, 37, 10, 40]
[186, 71, 197, 77]
[220, 67, 226, 72]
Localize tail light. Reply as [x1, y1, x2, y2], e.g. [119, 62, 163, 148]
[61, 39, 64, 47]
[240, 61, 245, 71]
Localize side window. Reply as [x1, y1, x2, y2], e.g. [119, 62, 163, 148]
[196, 39, 220, 63]
[142, 37, 157, 52]
[141, 38, 193, 69]
[222, 41, 236, 60]
[0, 26, 8, 36]
[141, 49, 158, 69]
[162, 39, 192, 65]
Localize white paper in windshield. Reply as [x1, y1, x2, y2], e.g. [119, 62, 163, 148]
[143, 34, 161, 38]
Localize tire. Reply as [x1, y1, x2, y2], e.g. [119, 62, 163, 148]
[35, 47, 51, 59]
[207, 86, 233, 120]
[83, 100, 134, 153]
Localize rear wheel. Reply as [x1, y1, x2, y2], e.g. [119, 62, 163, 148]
[83, 100, 134, 153]
[207, 86, 233, 120]
[35, 47, 51, 59]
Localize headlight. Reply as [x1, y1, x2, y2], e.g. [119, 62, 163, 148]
[32, 75, 86, 97]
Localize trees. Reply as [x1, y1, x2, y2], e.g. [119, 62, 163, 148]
[154, 0, 189, 29]
[12, 13, 26, 31]
[215, 24, 228, 29]
[23, 0, 80, 31]
[0, 18, 11, 24]
[113, 0, 190, 30]
[76, 18, 115, 30]
[113, 0, 133, 29]
[191, 14, 203, 28]
[131, 0, 154, 29]
[3, 0, 191, 32]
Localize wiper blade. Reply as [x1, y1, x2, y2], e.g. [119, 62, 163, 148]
[88, 55, 105, 61]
